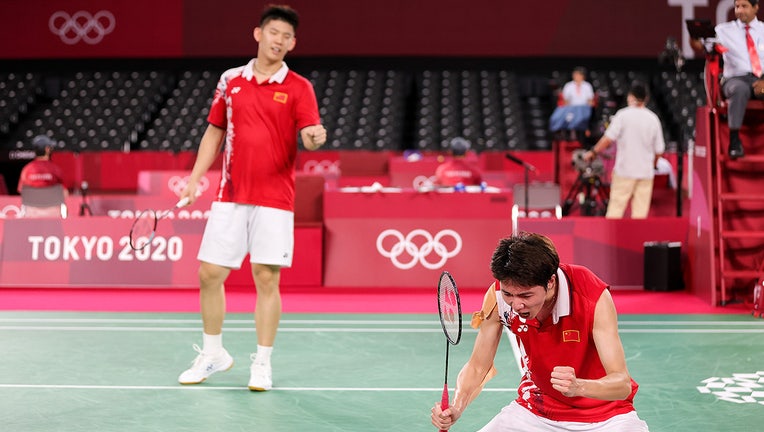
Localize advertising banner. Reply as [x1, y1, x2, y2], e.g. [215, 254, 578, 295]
[0, 217, 321, 288]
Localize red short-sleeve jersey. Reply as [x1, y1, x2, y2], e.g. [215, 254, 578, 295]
[434, 158, 482, 186]
[207, 60, 321, 211]
[18, 159, 64, 192]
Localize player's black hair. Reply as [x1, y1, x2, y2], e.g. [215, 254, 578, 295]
[260, 4, 299, 30]
[629, 80, 649, 102]
[450, 137, 470, 156]
[490, 232, 560, 289]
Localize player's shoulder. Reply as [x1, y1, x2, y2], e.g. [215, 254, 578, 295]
[561, 263, 590, 278]
[287, 70, 314, 86]
[219, 65, 248, 82]
[561, 264, 607, 297]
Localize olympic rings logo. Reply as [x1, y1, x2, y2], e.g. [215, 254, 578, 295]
[303, 160, 340, 176]
[0, 205, 23, 219]
[168, 175, 209, 197]
[376, 229, 462, 270]
[49, 11, 116, 45]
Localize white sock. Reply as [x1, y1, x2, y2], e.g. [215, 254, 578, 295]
[202, 332, 223, 355]
[254, 345, 273, 364]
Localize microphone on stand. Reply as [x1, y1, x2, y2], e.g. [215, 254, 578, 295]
[505, 153, 536, 171]
[505, 153, 537, 218]
[79, 181, 92, 216]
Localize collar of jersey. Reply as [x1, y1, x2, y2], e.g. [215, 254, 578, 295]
[513, 267, 570, 329]
[243, 58, 289, 84]
[551, 267, 571, 324]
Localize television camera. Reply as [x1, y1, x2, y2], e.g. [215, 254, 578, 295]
[562, 149, 609, 216]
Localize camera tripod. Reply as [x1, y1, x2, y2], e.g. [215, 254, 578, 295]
[561, 172, 610, 216]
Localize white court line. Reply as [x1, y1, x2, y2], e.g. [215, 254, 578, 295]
[620, 320, 764, 326]
[0, 318, 441, 325]
[1, 317, 761, 326]
[0, 383, 517, 392]
[619, 329, 764, 333]
[0, 326, 460, 333]
[1, 325, 763, 334]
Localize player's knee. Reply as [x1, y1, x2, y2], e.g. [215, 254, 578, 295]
[252, 264, 281, 292]
[198, 262, 228, 287]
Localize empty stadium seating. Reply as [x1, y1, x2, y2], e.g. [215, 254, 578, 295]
[0, 72, 44, 136]
[0, 60, 705, 158]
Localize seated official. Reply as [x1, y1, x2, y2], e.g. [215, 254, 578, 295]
[435, 137, 482, 187]
[690, 0, 764, 158]
[18, 134, 68, 217]
[549, 66, 596, 140]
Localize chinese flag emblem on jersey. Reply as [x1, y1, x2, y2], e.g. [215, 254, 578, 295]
[273, 92, 288, 104]
[562, 329, 580, 342]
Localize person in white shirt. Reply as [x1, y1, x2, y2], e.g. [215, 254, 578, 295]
[549, 67, 595, 140]
[583, 81, 665, 219]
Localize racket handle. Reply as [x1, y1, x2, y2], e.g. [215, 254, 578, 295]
[176, 197, 190, 208]
[439, 383, 449, 432]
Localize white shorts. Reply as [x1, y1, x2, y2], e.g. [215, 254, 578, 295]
[197, 202, 294, 269]
[478, 401, 649, 432]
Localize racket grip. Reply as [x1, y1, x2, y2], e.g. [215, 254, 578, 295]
[176, 197, 190, 208]
[439, 383, 449, 432]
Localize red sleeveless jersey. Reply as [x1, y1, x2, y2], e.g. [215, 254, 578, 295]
[494, 263, 639, 422]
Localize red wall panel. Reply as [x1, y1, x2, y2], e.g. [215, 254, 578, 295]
[0, 0, 737, 59]
[0, 0, 183, 58]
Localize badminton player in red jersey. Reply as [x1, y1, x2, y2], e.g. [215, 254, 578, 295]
[177, 4, 326, 391]
[432, 232, 649, 431]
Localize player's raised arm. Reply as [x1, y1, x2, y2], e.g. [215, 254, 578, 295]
[551, 289, 632, 400]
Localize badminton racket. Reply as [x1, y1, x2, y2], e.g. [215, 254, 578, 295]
[437, 270, 462, 432]
[128, 197, 189, 251]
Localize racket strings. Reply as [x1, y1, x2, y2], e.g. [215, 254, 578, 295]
[129, 210, 158, 250]
[438, 274, 462, 345]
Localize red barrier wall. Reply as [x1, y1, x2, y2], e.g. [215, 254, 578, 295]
[0, 0, 183, 59]
[323, 190, 688, 289]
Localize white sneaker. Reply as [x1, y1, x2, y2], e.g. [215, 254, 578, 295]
[248, 353, 272, 391]
[178, 344, 234, 385]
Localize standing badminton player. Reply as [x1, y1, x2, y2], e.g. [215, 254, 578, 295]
[177, 4, 326, 391]
[431, 232, 649, 431]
